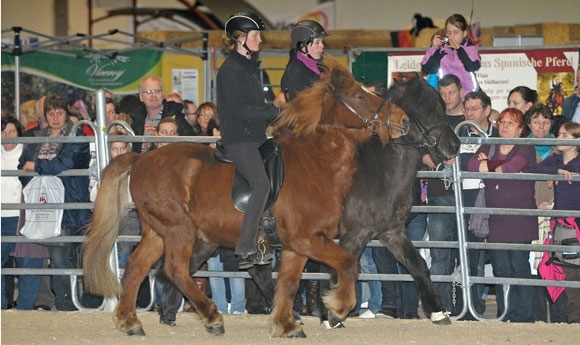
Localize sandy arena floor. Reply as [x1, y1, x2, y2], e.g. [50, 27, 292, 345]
[2, 308, 578, 345]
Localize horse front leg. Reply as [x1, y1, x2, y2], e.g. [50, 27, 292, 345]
[270, 250, 308, 338]
[157, 240, 218, 326]
[319, 230, 370, 328]
[378, 231, 451, 325]
[315, 239, 358, 326]
[299, 234, 358, 327]
[247, 263, 275, 311]
[114, 232, 164, 336]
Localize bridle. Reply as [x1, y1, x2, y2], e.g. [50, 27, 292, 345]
[322, 86, 408, 134]
[394, 114, 448, 149]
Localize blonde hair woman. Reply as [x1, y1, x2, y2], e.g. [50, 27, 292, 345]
[19, 99, 38, 131]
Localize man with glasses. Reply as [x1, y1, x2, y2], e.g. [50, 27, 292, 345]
[130, 76, 192, 153]
[456, 90, 499, 319]
[182, 99, 199, 133]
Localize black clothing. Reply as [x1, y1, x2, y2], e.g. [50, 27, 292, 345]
[216, 51, 279, 257]
[224, 142, 270, 255]
[216, 51, 279, 147]
[130, 100, 189, 153]
[280, 52, 320, 101]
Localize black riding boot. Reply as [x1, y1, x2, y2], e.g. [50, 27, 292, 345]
[306, 280, 321, 317]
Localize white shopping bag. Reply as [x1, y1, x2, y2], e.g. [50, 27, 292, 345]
[20, 176, 65, 240]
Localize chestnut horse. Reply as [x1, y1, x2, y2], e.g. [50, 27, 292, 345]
[546, 81, 565, 115]
[81, 58, 409, 338]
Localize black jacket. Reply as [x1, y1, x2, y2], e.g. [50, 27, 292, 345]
[216, 51, 279, 146]
[280, 52, 321, 101]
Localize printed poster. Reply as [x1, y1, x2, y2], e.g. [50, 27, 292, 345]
[387, 48, 579, 113]
[172, 69, 199, 105]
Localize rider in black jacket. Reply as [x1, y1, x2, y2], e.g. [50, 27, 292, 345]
[217, 12, 281, 269]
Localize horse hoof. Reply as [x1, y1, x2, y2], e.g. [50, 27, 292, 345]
[159, 318, 176, 327]
[127, 327, 146, 336]
[206, 324, 225, 336]
[322, 320, 345, 329]
[430, 311, 452, 325]
[324, 311, 345, 329]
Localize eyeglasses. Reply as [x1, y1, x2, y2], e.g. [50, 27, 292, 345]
[140, 89, 162, 95]
[498, 120, 518, 127]
[463, 106, 482, 113]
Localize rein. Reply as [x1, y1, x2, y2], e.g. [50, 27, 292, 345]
[322, 86, 403, 133]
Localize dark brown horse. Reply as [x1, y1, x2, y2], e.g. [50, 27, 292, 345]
[326, 76, 460, 326]
[81, 57, 409, 338]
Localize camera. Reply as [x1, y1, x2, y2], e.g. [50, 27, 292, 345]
[441, 36, 449, 44]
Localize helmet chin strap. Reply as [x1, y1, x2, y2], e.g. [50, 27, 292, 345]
[239, 39, 254, 56]
[300, 43, 316, 60]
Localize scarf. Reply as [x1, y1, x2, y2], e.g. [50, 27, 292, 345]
[529, 132, 554, 160]
[297, 52, 320, 75]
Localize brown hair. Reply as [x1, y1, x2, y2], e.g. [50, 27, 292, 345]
[44, 95, 67, 114]
[445, 13, 469, 32]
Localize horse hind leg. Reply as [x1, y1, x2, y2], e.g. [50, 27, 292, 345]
[114, 232, 164, 335]
[378, 232, 451, 325]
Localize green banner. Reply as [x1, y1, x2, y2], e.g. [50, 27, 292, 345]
[1, 49, 163, 92]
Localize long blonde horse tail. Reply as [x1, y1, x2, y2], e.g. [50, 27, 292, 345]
[81, 153, 140, 298]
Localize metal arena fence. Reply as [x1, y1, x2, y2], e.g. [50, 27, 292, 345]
[2, 95, 580, 320]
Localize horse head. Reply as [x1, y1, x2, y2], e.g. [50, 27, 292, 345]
[388, 76, 460, 163]
[274, 56, 409, 146]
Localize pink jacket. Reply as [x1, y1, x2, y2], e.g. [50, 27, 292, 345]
[538, 217, 580, 302]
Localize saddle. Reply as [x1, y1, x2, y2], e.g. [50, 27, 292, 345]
[214, 138, 284, 247]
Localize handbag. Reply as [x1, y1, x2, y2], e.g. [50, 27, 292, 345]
[468, 188, 489, 238]
[20, 176, 65, 240]
[467, 144, 495, 238]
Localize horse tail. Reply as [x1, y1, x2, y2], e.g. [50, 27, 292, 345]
[82, 152, 140, 297]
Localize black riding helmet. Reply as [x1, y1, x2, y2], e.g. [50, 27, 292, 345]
[291, 19, 329, 52]
[224, 12, 267, 55]
[225, 12, 267, 38]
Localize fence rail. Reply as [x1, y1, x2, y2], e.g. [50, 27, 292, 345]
[2, 114, 580, 319]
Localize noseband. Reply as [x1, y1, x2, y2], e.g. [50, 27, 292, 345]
[410, 116, 440, 148]
[392, 112, 449, 150]
[324, 86, 406, 133]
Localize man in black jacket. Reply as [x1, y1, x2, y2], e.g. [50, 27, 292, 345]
[130, 75, 194, 153]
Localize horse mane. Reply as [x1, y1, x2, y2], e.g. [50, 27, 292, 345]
[387, 76, 445, 120]
[271, 56, 354, 137]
